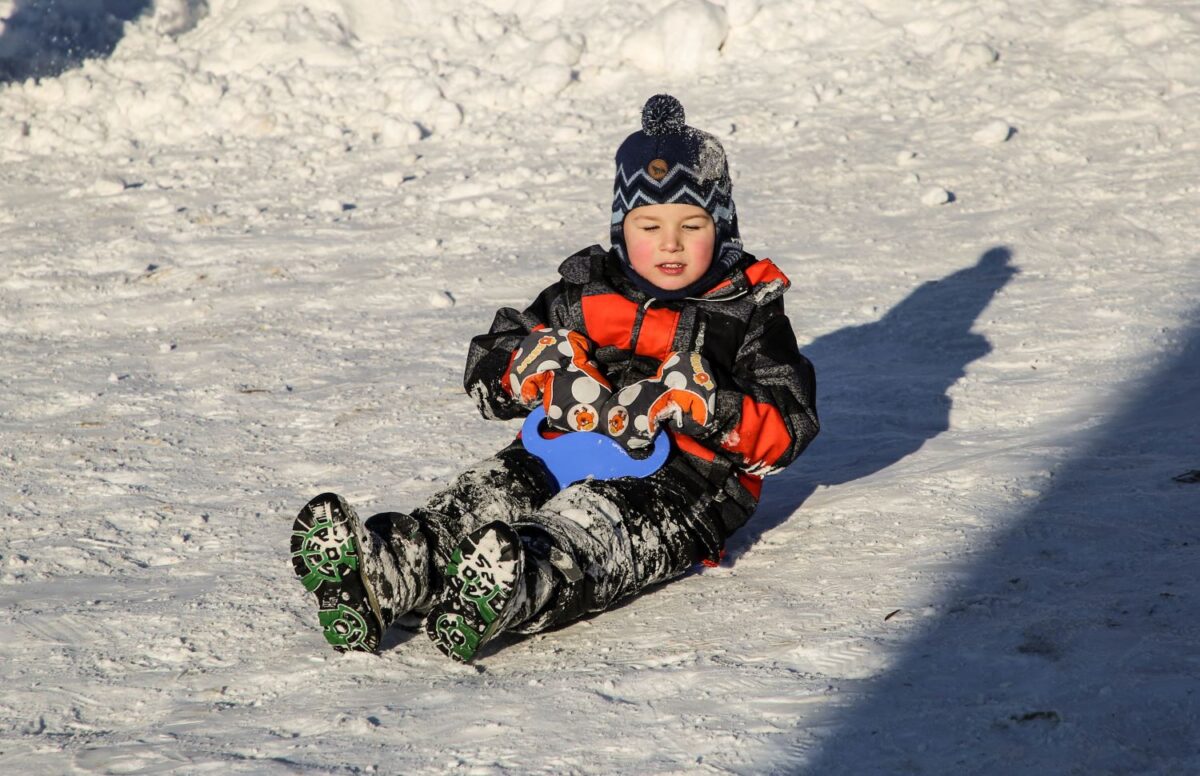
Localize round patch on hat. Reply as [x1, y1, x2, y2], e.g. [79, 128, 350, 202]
[647, 158, 669, 181]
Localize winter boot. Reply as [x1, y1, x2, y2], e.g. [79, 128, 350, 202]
[361, 511, 436, 615]
[291, 493, 430, 653]
[425, 521, 531, 663]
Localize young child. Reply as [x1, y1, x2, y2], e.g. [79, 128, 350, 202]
[290, 94, 819, 662]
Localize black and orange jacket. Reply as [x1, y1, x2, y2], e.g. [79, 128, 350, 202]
[464, 245, 819, 510]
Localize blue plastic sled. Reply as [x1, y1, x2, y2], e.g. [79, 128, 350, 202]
[521, 406, 670, 492]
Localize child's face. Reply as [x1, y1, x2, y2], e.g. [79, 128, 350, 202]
[622, 203, 715, 292]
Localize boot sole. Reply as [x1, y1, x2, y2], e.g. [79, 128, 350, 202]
[425, 521, 523, 663]
[291, 492, 384, 653]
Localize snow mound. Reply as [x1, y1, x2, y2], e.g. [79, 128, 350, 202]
[0, 0, 801, 159]
[620, 0, 729, 77]
[0, 0, 599, 157]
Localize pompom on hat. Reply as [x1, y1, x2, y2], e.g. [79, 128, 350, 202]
[641, 93, 689, 135]
[610, 94, 742, 300]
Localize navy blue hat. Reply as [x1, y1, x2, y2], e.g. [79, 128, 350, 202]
[610, 94, 742, 300]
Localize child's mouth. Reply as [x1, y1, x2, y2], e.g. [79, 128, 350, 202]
[657, 262, 687, 275]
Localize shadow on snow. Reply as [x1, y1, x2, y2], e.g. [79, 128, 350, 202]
[777, 256, 1200, 772]
[732, 244, 1018, 558]
[0, 0, 152, 83]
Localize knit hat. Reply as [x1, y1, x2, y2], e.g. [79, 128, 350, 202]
[610, 94, 742, 300]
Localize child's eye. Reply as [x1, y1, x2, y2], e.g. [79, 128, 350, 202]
[641, 225, 659, 232]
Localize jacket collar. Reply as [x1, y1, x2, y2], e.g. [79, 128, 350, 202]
[557, 245, 790, 307]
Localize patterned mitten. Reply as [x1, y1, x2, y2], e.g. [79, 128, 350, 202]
[602, 351, 718, 450]
[506, 328, 613, 433]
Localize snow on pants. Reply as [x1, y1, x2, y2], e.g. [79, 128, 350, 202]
[405, 440, 738, 634]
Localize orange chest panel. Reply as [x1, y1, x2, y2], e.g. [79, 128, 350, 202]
[580, 293, 682, 361]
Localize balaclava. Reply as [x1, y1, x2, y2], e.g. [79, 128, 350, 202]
[610, 94, 743, 301]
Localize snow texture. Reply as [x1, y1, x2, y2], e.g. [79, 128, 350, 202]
[3, 0, 1200, 773]
[620, 0, 730, 77]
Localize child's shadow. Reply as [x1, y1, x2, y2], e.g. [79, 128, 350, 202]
[727, 246, 1018, 559]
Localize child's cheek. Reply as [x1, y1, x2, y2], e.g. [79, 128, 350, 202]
[623, 226, 656, 266]
[627, 235, 656, 266]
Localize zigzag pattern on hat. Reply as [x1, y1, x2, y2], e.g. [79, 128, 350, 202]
[611, 194, 735, 227]
[614, 161, 724, 191]
[611, 163, 735, 226]
[612, 163, 733, 203]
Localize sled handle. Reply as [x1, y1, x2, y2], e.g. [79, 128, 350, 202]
[521, 406, 670, 491]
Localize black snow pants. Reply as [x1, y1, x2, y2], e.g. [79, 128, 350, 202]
[401, 440, 745, 634]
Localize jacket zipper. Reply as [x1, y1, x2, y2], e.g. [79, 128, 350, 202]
[625, 284, 745, 374]
[625, 297, 656, 374]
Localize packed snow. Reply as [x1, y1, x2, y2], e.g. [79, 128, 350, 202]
[2, 0, 1199, 773]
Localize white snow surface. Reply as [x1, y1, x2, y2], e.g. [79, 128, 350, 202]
[3, 0, 1200, 773]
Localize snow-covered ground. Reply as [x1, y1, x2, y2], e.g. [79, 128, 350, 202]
[2, 0, 1199, 772]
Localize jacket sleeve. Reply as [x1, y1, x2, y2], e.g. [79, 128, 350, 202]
[464, 281, 569, 420]
[703, 298, 819, 475]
